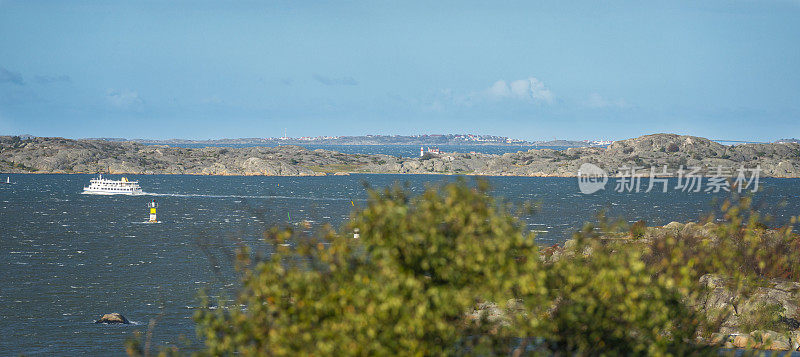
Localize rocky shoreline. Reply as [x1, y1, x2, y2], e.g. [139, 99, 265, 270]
[2, 133, 800, 177]
[467, 221, 800, 352]
[554, 221, 800, 351]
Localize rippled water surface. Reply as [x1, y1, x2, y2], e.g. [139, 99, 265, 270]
[2, 174, 799, 355]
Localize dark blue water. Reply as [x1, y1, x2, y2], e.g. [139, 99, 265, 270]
[144, 143, 570, 157]
[1, 173, 799, 355]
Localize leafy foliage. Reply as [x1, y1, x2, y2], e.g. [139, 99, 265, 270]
[128, 181, 799, 356]
[641, 196, 800, 288]
[193, 179, 547, 355]
[540, 217, 705, 355]
[606, 195, 800, 337]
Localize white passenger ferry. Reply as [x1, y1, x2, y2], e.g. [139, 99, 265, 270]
[82, 174, 143, 195]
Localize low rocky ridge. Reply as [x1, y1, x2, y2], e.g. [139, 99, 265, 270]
[365, 133, 800, 176]
[2, 133, 800, 177]
[0, 136, 376, 176]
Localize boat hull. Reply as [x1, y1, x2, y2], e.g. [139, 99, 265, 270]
[82, 189, 144, 196]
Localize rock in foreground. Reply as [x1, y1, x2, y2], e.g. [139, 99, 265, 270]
[95, 312, 130, 324]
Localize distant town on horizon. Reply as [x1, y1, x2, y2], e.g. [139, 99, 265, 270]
[7, 132, 793, 147]
[80, 133, 614, 147]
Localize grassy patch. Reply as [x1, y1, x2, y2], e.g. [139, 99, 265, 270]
[0, 159, 37, 172]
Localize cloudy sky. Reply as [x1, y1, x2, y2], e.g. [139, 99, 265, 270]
[1, 0, 798, 141]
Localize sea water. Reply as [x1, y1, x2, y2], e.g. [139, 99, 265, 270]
[1, 173, 799, 355]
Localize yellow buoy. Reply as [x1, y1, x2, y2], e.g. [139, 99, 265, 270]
[147, 199, 158, 223]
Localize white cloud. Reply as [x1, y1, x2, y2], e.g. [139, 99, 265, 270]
[485, 77, 554, 104]
[487, 80, 511, 98]
[107, 89, 143, 108]
[585, 92, 627, 108]
[422, 77, 555, 112]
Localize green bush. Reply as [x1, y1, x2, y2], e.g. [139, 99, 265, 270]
[131, 181, 800, 355]
[641, 196, 800, 283]
[193, 180, 547, 356]
[737, 302, 787, 333]
[543, 237, 701, 355]
[182, 180, 710, 356]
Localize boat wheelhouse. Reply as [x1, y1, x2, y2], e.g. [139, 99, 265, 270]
[82, 174, 143, 195]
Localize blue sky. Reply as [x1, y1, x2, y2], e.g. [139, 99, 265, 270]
[1, 1, 799, 141]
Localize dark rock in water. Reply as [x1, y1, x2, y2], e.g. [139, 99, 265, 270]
[95, 312, 130, 324]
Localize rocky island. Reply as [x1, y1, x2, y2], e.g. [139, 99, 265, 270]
[1, 133, 799, 177]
